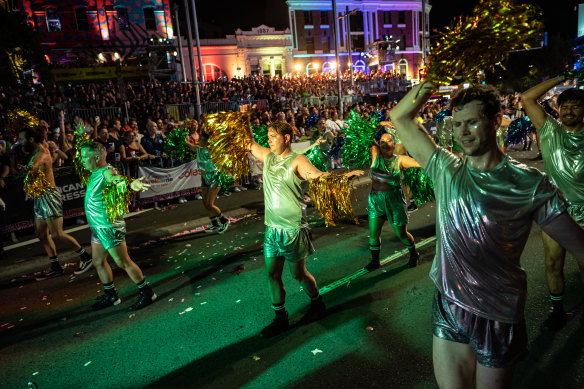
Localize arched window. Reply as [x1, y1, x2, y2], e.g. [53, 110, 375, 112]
[353, 59, 366, 73]
[306, 62, 319, 74]
[399, 59, 408, 76]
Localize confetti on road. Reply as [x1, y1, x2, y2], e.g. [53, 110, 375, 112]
[252, 356, 261, 361]
[185, 307, 193, 312]
[200, 302, 207, 305]
[129, 314, 136, 319]
[235, 300, 241, 303]
[32, 372, 39, 376]
[311, 349, 323, 355]
[84, 361, 92, 366]
[168, 298, 174, 302]
[74, 332, 86, 336]
[365, 326, 374, 331]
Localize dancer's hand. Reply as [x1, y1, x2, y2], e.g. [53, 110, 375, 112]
[345, 170, 364, 178]
[130, 177, 150, 192]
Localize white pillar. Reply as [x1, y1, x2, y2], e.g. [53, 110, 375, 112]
[363, 11, 369, 45]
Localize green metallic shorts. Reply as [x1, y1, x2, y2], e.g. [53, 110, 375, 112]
[432, 290, 528, 369]
[90, 222, 127, 250]
[367, 189, 408, 226]
[201, 170, 220, 189]
[263, 225, 315, 263]
[34, 191, 63, 220]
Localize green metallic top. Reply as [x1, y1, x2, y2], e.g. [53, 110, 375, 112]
[262, 152, 306, 230]
[369, 155, 402, 188]
[196, 147, 218, 174]
[85, 165, 124, 228]
[539, 115, 584, 207]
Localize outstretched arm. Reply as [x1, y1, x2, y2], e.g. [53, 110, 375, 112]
[389, 82, 438, 168]
[520, 75, 564, 130]
[294, 154, 364, 181]
[398, 155, 421, 170]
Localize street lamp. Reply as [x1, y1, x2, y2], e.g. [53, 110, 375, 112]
[338, 7, 358, 87]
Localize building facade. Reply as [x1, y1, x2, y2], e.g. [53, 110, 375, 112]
[19, 0, 173, 64]
[181, 25, 293, 82]
[286, 0, 431, 80]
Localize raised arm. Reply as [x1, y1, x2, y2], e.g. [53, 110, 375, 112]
[398, 155, 421, 170]
[246, 127, 271, 162]
[389, 82, 438, 168]
[520, 75, 564, 130]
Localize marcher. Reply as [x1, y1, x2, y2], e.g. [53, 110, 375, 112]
[79, 142, 156, 311]
[390, 82, 584, 388]
[246, 121, 363, 338]
[19, 126, 93, 280]
[521, 75, 584, 330]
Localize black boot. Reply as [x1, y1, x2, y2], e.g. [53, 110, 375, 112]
[407, 247, 419, 268]
[365, 244, 381, 271]
[129, 285, 157, 311]
[299, 295, 326, 325]
[261, 311, 289, 338]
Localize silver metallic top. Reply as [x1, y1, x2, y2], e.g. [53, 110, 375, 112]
[85, 165, 125, 229]
[425, 148, 566, 323]
[539, 115, 584, 206]
[263, 152, 306, 230]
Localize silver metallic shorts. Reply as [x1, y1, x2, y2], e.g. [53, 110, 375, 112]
[90, 222, 127, 251]
[201, 170, 220, 189]
[263, 225, 315, 263]
[33, 191, 63, 220]
[432, 290, 528, 368]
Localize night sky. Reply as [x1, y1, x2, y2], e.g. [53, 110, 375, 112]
[193, 0, 581, 39]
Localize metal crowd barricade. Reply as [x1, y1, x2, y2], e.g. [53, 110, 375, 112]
[165, 104, 193, 121]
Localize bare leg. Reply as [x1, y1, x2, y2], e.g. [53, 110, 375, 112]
[542, 231, 566, 295]
[107, 242, 144, 283]
[368, 216, 385, 246]
[475, 363, 516, 389]
[290, 258, 318, 298]
[34, 218, 57, 258]
[91, 241, 112, 284]
[393, 224, 415, 247]
[45, 217, 82, 251]
[202, 187, 221, 217]
[433, 336, 476, 389]
[265, 256, 286, 304]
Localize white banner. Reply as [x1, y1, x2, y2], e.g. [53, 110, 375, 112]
[137, 160, 202, 199]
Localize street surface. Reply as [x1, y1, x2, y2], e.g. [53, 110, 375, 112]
[1, 148, 583, 389]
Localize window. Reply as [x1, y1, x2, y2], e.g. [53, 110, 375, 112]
[75, 8, 89, 31]
[384, 11, 391, 25]
[144, 8, 156, 31]
[350, 11, 363, 32]
[305, 36, 314, 54]
[46, 8, 61, 32]
[321, 36, 330, 53]
[398, 11, 405, 25]
[304, 11, 313, 25]
[320, 11, 328, 26]
[117, 8, 130, 31]
[352, 35, 364, 52]
[399, 58, 407, 75]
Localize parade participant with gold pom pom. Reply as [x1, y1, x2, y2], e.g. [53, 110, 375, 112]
[19, 125, 93, 280]
[79, 142, 156, 311]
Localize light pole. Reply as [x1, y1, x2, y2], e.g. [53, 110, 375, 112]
[190, 0, 205, 85]
[332, 0, 343, 117]
[172, 5, 187, 82]
[338, 7, 358, 87]
[182, 0, 202, 119]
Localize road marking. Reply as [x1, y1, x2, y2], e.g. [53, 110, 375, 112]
[3, 209, 152, 252]
[319, 236, 437, 296]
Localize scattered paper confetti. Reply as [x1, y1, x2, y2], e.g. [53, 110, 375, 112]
[74, 331, 86, 336]
[235, 300, 241, 303]
[129, 314, 136, 319]
[311, 349, 323, 355]
[365, 326, 375, 331]
[32, 372, 39, 376]
[200, 302, 207, 305]
[185, 307, 193, 312]
[84, 361, 92, 366]
[252, 356, 261, 361]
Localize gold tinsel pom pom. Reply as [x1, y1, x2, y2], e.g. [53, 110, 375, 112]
[74, 131, 92, 186]
[203, 112, 251, 179]
[7, 109, 39, 141]
[103, 177, 135, 223]
[308, 175, 358, 227]
[426, 0, 542, 85]
[23, 169, 56, 199]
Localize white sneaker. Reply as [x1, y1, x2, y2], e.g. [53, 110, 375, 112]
[178, 197, 187, 204]
[233, 187, 241, 192]
[195, 194, 203, 200]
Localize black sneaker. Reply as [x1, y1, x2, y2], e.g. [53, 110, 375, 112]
[91, 294, 121, 311]
[205, 225, 220, 233]
[129, 288, 157, 311]
[365, 259, 381, 271]
[35, 267, 63, 281]
[407, 203, 418, 213]
[532, 153, 543, 161]
[299, 297, 326, 325]
[74, 258, 93, 275]
[543, 309, 567, 331]
[408, 251, 419, 268]
[218, 219, 231, 234]
[261, 313, 289, 338]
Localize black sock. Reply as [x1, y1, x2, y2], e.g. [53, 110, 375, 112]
[407, 244, 417, 255]
[218, 213, 228, 224]
[550, 293, 564, 313]
[49, 256, 61, 270]
[369, 244, 381, 262]
[136, 278, 147, 289]
[310, 294, 321, 303]
[103, 281, 117, 297]
[76, 248, 91, 261]
[272, 302, 286, 318]
[210, 216, 220, 227]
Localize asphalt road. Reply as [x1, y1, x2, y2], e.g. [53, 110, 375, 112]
[1, 148, 583, 389]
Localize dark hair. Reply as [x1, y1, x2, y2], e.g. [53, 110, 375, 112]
[19, 125, 44, 144]
[557, 88, 584, 106]
[450, 85, 502, 119]
[268, 122, 293, 140]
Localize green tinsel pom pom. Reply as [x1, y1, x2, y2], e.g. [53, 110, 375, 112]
[103, 177, 135, 222]
[252, 124, 269, 148]
[304, 146, 328, 172]
[218, 173, 235, 192]
[403, 167, 435, 206]
[342, 110, 379, 169]
[164, 127, 191, 161]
